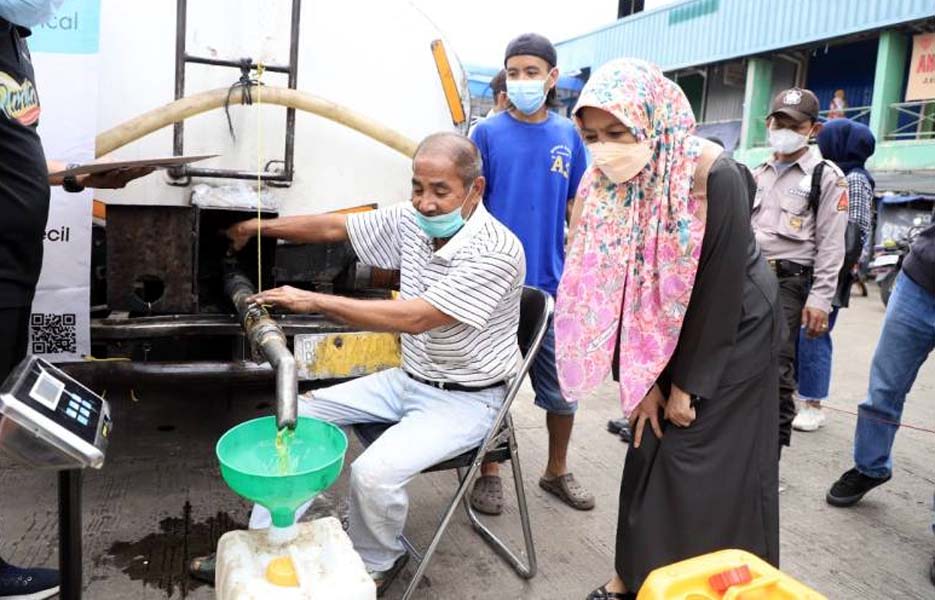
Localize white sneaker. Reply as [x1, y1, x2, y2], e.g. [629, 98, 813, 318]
[792, 404, 825, 432]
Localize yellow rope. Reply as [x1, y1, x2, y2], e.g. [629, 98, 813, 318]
[255, 63, 265, 292]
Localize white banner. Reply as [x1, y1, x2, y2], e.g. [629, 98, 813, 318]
[906, 32, 935, 102]
[28, 0, 100, 362]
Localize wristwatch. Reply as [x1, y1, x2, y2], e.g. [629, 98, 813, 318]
[62, 163, 85, 193]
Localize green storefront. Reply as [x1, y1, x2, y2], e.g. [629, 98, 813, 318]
[556, 0, 935, 192]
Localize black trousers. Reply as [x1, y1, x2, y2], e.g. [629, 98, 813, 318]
[0, 304, 30, 382]
[0, 304, 30, 554]
[776, 274, 810, 447]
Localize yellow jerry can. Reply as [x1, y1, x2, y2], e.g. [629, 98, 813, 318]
[638, 549, 827, 600]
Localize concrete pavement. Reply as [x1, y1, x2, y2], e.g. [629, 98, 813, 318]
[0, 289, 932, 599]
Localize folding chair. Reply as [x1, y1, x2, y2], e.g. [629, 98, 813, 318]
[354, 286, 552, 599]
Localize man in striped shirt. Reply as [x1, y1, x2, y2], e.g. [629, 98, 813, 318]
[222, 133, 526, 589]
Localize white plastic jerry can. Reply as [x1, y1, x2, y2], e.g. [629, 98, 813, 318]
[215, 517, 376, 600]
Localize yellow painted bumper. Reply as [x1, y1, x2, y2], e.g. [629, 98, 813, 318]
[294, 332, 401, 380]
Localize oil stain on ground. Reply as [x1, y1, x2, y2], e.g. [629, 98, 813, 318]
[100, 501, 245, 598]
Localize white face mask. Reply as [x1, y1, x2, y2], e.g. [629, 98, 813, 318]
[768, 127, 808, 155]
[588, 141, 653, 184]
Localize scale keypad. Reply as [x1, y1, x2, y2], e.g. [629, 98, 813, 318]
[64, 392, 95, 426]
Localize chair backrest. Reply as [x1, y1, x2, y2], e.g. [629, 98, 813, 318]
[465, 285, 553, 457]
[517, 286, 553, 359]
[502, 286, 553, 401]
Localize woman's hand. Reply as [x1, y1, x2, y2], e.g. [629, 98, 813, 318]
[628, 384, 666, 448]
[664, 383, 696, 428]
[247, 286, 318, 314]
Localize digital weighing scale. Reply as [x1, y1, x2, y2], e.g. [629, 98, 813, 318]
[0, 356, 112, 600]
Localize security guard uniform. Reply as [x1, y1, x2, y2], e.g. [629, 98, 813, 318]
[752, 90, 849, 450]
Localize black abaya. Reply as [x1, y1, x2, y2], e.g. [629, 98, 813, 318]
[615, 156, 782, 591]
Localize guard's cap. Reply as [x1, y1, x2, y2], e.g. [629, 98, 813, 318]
[768, 88, 820, 123]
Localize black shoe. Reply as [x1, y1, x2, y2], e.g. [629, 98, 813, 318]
[930, 555, 934, 587]
[586, 583, 636, 599]
[826, 468, 891, 507]
[371, 552, 409, 597]
[607, 418, 632, 443]
[0, 559, 60, 599]
[188, 554, 216, 586]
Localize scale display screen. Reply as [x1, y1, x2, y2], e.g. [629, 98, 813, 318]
[29, 371, 65, 411]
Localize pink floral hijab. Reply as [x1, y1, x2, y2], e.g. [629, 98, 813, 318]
[555, 59, 708, 415]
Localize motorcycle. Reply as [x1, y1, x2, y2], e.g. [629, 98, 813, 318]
[869, 224, 925, 306]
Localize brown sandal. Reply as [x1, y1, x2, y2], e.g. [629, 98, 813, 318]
[470, 475, 504, 515]
[540, 473, 595, 510]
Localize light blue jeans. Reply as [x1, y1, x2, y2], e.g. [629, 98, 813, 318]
[248, 367, 503, 571]
[854, 273, 935, 478]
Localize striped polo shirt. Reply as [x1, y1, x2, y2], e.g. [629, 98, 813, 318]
[346, 202, 526, 386]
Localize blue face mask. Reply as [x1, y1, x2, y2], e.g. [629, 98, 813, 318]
[414, 184, 474, 239]
[0, 0, 63, 27]
[506, 79, 548, 115]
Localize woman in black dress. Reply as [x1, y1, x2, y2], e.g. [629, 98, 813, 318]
[552, 59, 782, 599]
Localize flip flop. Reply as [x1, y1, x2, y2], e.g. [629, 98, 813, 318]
[539, 473, 595, 511]
[470, 474, 504, 515]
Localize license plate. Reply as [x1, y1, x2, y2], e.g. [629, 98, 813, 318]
[293, 332, 401, 381]
[871, 254, 900, 268]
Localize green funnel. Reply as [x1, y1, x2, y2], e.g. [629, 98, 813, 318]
[216, 416, 347, 528]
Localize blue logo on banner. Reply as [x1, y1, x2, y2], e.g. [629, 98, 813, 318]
[28, 0, 100, 54]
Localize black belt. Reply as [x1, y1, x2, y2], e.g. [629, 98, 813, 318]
[768, 259, 813, 279]
[404, 371, 505, 392]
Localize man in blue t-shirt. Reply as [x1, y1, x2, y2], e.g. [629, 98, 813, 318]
[469, 33, 592, 514]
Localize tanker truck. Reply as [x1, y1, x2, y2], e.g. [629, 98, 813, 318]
[64, 0, 471, 413]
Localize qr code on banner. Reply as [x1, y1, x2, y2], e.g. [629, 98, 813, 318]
[30, 313, 77, 354]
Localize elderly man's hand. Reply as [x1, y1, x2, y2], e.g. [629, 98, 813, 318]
[225, 219, 257, 252]
[247, 286, 317, 313]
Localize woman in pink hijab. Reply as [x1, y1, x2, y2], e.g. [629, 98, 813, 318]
[556, 59, 782, 599]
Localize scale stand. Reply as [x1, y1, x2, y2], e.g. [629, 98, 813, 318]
[0, 357, 112, 600]
[59, 469, 83, 600]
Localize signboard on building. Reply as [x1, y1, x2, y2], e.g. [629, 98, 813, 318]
[906, 32, 935, 102]
[28, 0, 101, 362]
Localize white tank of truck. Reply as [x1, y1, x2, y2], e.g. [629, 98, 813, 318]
[93, 0, 469, 214]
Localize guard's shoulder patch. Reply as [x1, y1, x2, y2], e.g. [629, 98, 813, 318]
[836, 189, 849, 212]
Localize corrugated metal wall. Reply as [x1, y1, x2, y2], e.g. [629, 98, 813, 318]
[556, 0, 935, 73]
[703, 61, 746, 121]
